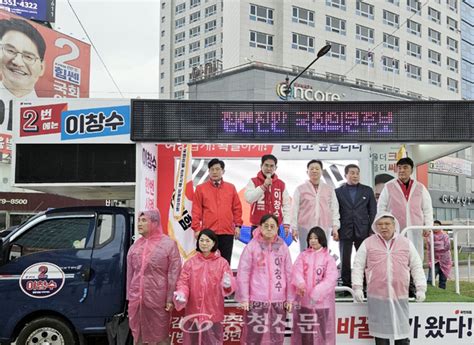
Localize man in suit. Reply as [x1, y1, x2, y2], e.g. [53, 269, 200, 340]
[335, 164, 377, 289]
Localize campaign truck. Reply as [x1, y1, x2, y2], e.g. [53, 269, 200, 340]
[0, 206, 133, 344]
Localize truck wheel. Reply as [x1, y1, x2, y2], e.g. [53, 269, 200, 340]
[16, 317, 77, 345]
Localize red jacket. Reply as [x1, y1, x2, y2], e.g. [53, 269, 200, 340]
[249, 171, 286, 226]
[191, 179, 243, 235]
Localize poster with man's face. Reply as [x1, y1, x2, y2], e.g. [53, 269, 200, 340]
[0, 10, 91, 163]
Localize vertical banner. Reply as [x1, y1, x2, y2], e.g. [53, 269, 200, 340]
[168, 144, 195, 259]
[135, 143, 157, 215]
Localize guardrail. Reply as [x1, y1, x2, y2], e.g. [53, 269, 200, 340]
[400, 225, 474, 295]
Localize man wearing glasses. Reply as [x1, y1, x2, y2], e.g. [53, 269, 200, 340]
[0, 18, 45, 133]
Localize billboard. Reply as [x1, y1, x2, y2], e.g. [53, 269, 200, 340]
[0, 10, 91, 162]
[0, 0, 56, 22]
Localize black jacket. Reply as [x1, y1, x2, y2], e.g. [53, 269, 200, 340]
[335, 183, 377, 240]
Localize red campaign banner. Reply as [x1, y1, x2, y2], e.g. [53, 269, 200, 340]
[19, 103, 67, 137]
[0, 9, 91, 160]
[0, 133, 11, 154]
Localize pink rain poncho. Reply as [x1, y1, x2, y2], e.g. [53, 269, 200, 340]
[126, 210, 182, 343]
[236, 227, 293, 345]
[174, 250, 234, 345]
[427, 231, 452, 278]
[352, 212, 426, 340]
[291, 247, 338, 345]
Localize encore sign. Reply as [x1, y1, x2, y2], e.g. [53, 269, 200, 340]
[131, 100, 474, 143]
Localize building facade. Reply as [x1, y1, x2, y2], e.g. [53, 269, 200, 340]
[160, 0, 462, 100]
[461, 0, 474, 99]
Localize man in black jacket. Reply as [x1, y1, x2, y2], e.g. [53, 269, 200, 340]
[335, 164, 377, 290]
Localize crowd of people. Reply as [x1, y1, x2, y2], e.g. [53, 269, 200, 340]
[126, 155, 451, 345]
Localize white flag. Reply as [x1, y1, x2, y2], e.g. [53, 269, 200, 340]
[168, 144, 196, 259]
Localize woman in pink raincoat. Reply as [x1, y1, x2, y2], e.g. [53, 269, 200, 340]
[236, 214, 293, 345]
[127, 210, 182, 345]
[426, 220, 452, 289]
[291, 226, 338, 345]
[173, 229, 234, 345]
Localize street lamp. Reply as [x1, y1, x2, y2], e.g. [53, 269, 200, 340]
[283, 44, 332, 98]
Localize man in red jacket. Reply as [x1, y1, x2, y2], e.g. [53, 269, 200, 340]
[192, 158, 243, 264]
[244, 154, 291, 238]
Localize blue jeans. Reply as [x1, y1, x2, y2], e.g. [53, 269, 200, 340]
[427, 262, 447, 289]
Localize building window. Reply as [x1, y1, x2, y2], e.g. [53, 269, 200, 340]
[205, 35, 217, 47]
[249, 31, 273, 51]
[205, 20, 217, 32]
[383, 10, 399, 27]
[190, 26, 200, 38]
[205, 4, 217, 17]
[326, 0, 346, 10]
[175, 32, 185, 43]
[356, 25, 374, 43]
[406, 63, 421, 80]
[161, 30, 165, 38]
[189, 56, 200, 67]
[467, 177, 474, 193]
[204, 50, 216, 63]
[326, 72, 346, 82]
[326, 16, 346, 35]
[447, 37, 458, 52]
[429, 172, 458, 192]
[383, 85, 400, 93]
[447, 0, 458, 12]
[162, 2, 165, 9]
[175, 46, 185, 58]
[160, 58, 164, 65]
[407, 41, 421, 58]
[249, 4, 274, 24]
[356, 1, 374, 19]
[407, 0, 421, 14]
[382, 56, 400, 73]
[292, 6, 315, 27]
[434, 207, 459, 221]
[176, 3, 186, 14]
[407, 19, 421, 36]
[428, 28, 441, 45]
[447, 57, 458, 72]
[160, 44, 165, 51]
[174, 90, 185, 99]
[189, 41, 200, 52]
[386, 0, 399, 5]
[407, 91, 422, 99]
[160, 86, 164, 94]
[160, 72, 164, 79]
[174, 61, 185, 72]
[190, 0, 200, 9]
[291, 33, 315, 53]
[447, 17, 458, 32]
[429, 70, 441, 86]
[174, 75, 185, 86]
[356, 49, 374, 66]
[428, 7, 440, 24]
[161, 16, 165, 23]
[175, 17, 185, 29]
[190, 11, 200, 23]
[383, 33, 399, 50]
[326, 41, 346, 60]
[428, 49, 441, 65]
[447, 77, 459, 92]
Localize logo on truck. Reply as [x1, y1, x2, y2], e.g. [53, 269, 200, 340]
[19, 262, 65, 299]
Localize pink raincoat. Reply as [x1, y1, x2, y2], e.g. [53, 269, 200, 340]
[291, 181, 340, 252]
[291, 247, 338, 345]
[174, 250, 234, 345]
[427, 231, 452, 278]
[236, 227, 293, 345]
[352, 212, 426, 340]
[126, 210, 182, 343]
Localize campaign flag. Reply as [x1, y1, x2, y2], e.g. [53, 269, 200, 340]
[396, 144, 407, 160]
[168, 144, 195, 259]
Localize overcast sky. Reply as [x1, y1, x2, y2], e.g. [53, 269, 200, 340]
[55, 0, 160, 99]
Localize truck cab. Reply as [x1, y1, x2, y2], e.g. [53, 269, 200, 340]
[0, 206, 134, 344]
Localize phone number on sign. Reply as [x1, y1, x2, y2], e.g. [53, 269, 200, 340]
[0, 199, 28, 205]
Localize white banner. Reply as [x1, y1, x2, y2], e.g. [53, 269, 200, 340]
[135, 143, 157, 214]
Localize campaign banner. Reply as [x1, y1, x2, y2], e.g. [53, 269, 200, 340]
[14, 99, 131, 143]
[135, 143, 157, 219]
[0, 10, 90, 162]
[0, 0, 56, 22]
[169, 302, 474, 344]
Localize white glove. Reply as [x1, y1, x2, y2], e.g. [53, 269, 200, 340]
[415, 291, 426, 303]
[173, 291, 186, 303]
[354, 289, 365, 303]
[222, 272, 232, 289]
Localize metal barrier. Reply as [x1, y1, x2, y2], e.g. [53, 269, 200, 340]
[400, 225, 474, 295]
